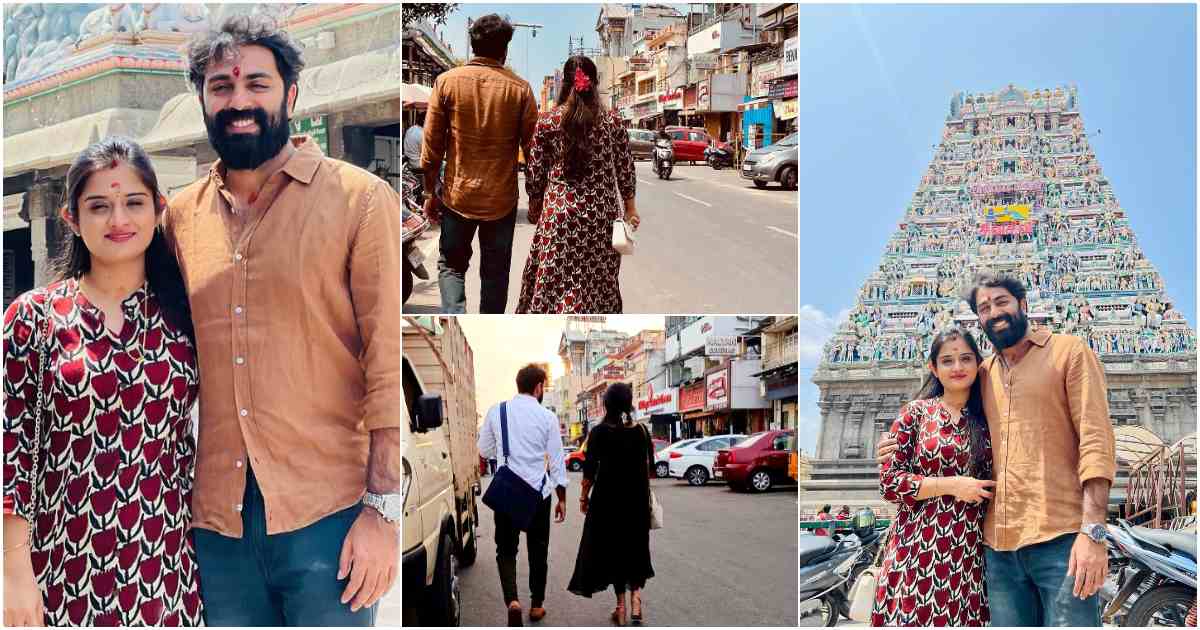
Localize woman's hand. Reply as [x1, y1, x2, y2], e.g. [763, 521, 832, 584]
[4, 550, 44, 627]
[579, 495, 589, 515]
[947, 476, 996, 504]
[623, 204, 641, 230]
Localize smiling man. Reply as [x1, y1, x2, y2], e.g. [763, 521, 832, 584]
[163, 14, 402, 626]
[878, 272, 1116, 627]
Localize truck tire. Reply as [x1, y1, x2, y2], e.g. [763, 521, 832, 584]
[459, 508, 478, 567]
[1124, 584, 1194, 627]
[421, 530, 461, 627]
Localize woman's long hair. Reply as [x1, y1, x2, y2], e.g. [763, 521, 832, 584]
[602, 382, 634, 426]
[913, 328, 989, 478]
[556, 55, 602, 183]
[54, 136, 194, 342]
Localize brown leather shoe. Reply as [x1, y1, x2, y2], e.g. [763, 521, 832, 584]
[529, 606, 547, 622]
[507, 601, 523, 627]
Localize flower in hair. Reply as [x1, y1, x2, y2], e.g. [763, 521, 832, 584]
[574, 67, 592, 92]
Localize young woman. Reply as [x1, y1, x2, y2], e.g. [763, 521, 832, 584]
[517, 55, 641, 314]
[3, 137, 202, 626]
[568, 383, 655, 625]
[873, 328, 993, 627]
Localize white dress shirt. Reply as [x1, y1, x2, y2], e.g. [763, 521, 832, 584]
[478, 394, 569, 499]
[403, 125, 423, 163]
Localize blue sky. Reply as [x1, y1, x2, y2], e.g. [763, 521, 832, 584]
[798, 4, 1197, 455]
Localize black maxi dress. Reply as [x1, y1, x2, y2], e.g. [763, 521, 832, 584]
[567, 421, 655, 596]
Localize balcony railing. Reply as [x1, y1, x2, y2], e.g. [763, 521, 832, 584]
[763, 333, 798, 370]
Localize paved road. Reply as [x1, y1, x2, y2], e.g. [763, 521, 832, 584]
[403, 162, 798, 314]
[446, 471, 798, 627]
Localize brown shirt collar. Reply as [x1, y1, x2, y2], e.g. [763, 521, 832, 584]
[210, 135, 323, 188]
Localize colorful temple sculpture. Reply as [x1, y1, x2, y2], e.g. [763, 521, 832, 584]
[803, 85, 1196, 512]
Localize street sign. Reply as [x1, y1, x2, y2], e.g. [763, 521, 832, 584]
[291, 115, 329, 154]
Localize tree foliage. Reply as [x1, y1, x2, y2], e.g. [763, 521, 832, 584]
[404, 4, 459, 28]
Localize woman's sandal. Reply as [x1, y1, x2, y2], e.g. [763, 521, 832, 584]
[611, 602, 627, 627]
[630, 592, 643, 625]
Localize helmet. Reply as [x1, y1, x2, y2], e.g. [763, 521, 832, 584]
[852, 507, 877, 537]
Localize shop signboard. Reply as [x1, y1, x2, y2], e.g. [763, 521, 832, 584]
[751, 59, 781, 98]
[698, 79, 710, 111]
[706, 368, 730, 411]
[679, 381, 706, 413]
[629, 55, 651, 72]
[658, 87, 684, 109]
[782, 36, 798, 76]
[767, 78, 797, 100]
[291, 115, 329, 154]
[636, 384, 678, 415]
[705, 335, 738, 356]
[775, 98, 798, 121]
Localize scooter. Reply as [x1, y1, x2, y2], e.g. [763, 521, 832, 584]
[799, 531, 865, 627]
[704, 142, 735, 170]
[652, 138, 674, 180]
[402, 203, 430, 305]
[1101, 520, 1196, 627]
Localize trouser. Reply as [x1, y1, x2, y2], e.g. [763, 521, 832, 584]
[437, 207, 517, 313]
[985, 533, 1100, 627]
[494, 496, 552, 606]
[193, 467, 376, 626]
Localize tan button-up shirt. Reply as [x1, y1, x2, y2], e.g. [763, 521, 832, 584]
[420, 56, 538, 221]
[980, 326, 1116, 551]
[165, 136, 401, 537]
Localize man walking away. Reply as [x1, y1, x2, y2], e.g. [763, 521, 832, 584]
[420, 14, 538, 313]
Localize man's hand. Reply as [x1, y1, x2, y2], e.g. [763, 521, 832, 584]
[338, 508, 400, 612]
[423, 195, 442, 225]
[946, 476, 996, 504]
[554, 501, 566, 523]
[1067, 533, 1107, 599]
[877, 434, 898, 466]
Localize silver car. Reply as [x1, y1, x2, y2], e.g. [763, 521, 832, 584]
[741, 132, 798, 190]
[628, 128, 656, 161]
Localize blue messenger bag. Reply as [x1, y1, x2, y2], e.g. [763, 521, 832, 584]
[482, 402, 546, 531]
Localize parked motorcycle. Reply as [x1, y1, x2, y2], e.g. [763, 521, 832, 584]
[402, 204, 430, 305]
[1101, 519, 1196, 627]
[799, 528, 869, 627]
[704, 142, 735, 170]
[652, 138, 674, 180]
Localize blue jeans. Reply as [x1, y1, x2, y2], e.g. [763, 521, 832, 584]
[985, 533, 1100, 627]
[193, 467, 376, 626]
[437, 207, 517, 313]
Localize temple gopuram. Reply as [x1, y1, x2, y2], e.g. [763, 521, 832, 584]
[803, 85, 1197, 514]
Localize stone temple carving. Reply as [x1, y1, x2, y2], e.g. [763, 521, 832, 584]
[812, 84, 1197, 460]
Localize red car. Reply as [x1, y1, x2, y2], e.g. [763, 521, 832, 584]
[714, 430, 795, 492]
[665, 126, 713, 163]
[565, 448, 586, 472]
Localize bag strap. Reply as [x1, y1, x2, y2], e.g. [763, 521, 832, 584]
[499, 402, 510, 463]
[27, 296, 51, 546]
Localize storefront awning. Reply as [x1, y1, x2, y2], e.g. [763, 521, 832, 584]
[403, 82, 432, 108]
[140, 44, 401, 154]
[4, 108, 161, 177]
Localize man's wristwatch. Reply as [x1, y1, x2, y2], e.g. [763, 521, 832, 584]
[363, 492, 403, 524]
[1081, 522, 1106, 544]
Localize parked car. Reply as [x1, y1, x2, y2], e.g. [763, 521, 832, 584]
[741, 132, 797, 190]
[654, 438, 699, 478]
[565, 447, 586, 472]
[665, 126, 714, 163]
[628, 128, 657, 161]
[667, 434, 748, 486]
[714, 430, 795, 492]
[652, 438, 669, 453]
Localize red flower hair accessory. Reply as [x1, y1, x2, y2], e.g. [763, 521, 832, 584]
[573, 67, 592, 93]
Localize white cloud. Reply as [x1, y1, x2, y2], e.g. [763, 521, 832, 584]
[797, 304, 850, 367]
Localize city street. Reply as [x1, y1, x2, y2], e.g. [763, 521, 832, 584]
[454, 471, 798, 627]
[403, 162, 798, 314]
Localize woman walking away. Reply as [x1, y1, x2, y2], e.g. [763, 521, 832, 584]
[568, 383, 655, 625]
[517, 55, 640, 314]
[3, 137, 201, 625]
[872, 328, 993, 627]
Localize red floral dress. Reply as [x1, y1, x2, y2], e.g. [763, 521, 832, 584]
[517, 106, 636, 313]
[873, 398, 991, 627]
[3, 279, 203, 626]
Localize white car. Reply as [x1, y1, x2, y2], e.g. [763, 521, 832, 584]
[667, 434, 748, 486]
[654, 439, 699, 478]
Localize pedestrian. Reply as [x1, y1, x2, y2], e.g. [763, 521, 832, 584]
[420, 14, 538, 313]
[568, 383, 655, 626]
[168, 15, 402, 625]
[3, 138, 202, 626]
[814, 504, 833, 536]
[879, 273, 1116, 627]
[477, 364, 569, 626]
[515, 55, 640, 314]
[403, 110, 424, 168]
[836, 505, 851, 520]
[873, 327, 993, 627]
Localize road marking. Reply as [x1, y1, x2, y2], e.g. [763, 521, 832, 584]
[638, 178, 655, 186]
[673, 192, 713, 207]
[766, 226, 798, 238]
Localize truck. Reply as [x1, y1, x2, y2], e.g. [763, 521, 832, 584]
[402, 317, 480, 626]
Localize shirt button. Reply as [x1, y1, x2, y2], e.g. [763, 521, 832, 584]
[234, 306, 244, 315]
[240, 409, 249, 417]
[235, 357, 245, 365]
[235, 459, 243, 468]
[235, 252, 244, 261]
[235, 503, 243, 512]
